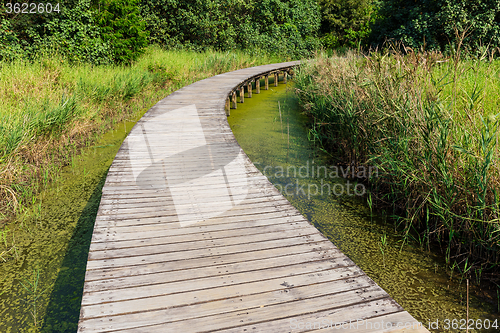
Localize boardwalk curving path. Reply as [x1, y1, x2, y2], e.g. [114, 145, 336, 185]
[78, 62, 429, 332]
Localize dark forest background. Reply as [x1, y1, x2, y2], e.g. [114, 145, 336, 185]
[1, 0, 499, 63]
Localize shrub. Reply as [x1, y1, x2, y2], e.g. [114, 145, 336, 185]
[98, 0, 148, 64]
[318, 0, 377, 48]
[139, 0, 321, 58]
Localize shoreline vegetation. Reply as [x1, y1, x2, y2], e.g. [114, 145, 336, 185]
[0, 46, 285, 259]
[294, 46, 500, 286]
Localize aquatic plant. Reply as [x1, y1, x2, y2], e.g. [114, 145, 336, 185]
[19, 267, 47, 327]
[379, 233, 387, 268]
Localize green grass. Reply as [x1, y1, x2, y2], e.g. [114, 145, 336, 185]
[0, 45, 285, 228]
[294, 49, 500, 285]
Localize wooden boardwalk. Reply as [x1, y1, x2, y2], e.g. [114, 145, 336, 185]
[78, 63, 429, 332]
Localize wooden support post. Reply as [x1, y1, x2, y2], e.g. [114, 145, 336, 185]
[256, 77, 260, 94]
[274, 72, 278, 87]
[231, 91, 237, 109]
[225, 96, 230, 116]
[283, 71, 287, 84]
[265, 75, 269, 90]
[240, 86, 244, 103]
[247, 82, 252, 98]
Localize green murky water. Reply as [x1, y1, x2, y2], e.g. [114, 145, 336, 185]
[0, 119, 139, 332]
[228, 82, 500, 332]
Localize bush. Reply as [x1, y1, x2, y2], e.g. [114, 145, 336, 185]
[1, 0, 148, 64]
[98, 0, 148, 64]
[139, 0, 321, 58]
[27, 0, 113, 64]
[318, 0, 377, 48]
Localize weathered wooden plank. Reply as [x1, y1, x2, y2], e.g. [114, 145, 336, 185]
[84, 239, 334, 282]
[84, 249, 351, 293]
[209, 299, 404, 333]
[78, 276, 375, 332]
[91, 213, 307, 240]
[90, 218, 312, 251]
[93, 205, 305, 231]
[117, 288, 391, 333]
[93, 200, 301, 223]
[81, 265, 364, 314]
[85, 232, 329, 270]
[88, 226, 319, 260]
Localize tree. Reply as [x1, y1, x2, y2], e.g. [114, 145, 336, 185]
[370, 0, 500, 53]
[98, 0, 148, 63]
[318, 0, 376, 48]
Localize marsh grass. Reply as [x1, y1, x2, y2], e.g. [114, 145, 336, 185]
[295, 48, 500, 284]
[0, 46, 283, 237]
[19, 267, 47, 327]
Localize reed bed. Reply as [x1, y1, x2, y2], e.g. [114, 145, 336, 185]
[0, 46, 283, 234]
[294, 48, 500, 284]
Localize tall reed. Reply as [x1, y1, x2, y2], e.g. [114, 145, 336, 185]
[295, 48, 500, 284]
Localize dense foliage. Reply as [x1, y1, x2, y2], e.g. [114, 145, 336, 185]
[1, 0, 321, 63]
[318, 0, 377, 48]
[370, 0, 500, 53]
[140, 0, 321, 57]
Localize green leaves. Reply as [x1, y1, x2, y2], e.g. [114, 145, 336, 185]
[139, 0, 321, 58]
[318, 0, 376, 48]
[98, 0, 148, 64]
[371, 0, 500, 54]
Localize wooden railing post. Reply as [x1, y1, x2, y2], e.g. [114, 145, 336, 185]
[256, 77, 260, 94]
[231, 91, 237, 109]
[240, 86, 244, 103]
[247, 82, 252, 98]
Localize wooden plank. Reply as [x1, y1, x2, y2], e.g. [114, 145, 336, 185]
[88, 226, 320, 260]
[81, 265, 364, 314]
[120, 288, 391, 333]
[93, 200, 301, 223]
[90, 218, 313, 251]
[209, 299, 403, 333]
[84, 240, 335, 282]
[78, 276, 376, 332]
[84, 250, 352, 293]
[85, 233, 330, 270]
